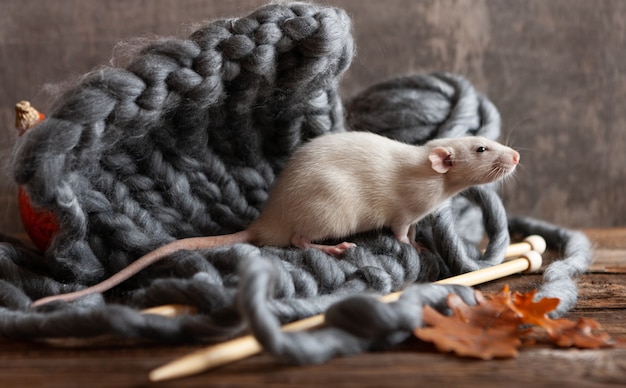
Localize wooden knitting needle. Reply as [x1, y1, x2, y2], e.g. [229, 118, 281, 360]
[141, 304, 198, 317]
[149, 238, 544, 382]
[501, 234, 546, 258]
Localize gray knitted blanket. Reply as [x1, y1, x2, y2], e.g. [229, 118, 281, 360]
[2, 2, 590, 365]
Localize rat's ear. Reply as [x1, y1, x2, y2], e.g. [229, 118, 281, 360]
[429, 147, 453, 174]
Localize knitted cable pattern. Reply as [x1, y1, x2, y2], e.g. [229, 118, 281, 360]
[15, 2, 354, 283]
[2, 2, 590, 365]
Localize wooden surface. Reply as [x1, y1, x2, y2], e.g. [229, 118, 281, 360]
[0, 228, 624, 387]
[2, 0, 626, 233]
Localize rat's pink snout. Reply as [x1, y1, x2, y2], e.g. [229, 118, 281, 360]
[512, 150, 520, 165]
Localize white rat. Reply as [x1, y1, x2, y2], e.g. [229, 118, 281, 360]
[32, 131, 519, 306]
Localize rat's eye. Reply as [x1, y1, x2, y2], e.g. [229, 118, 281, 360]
[476, 146, 488, 153]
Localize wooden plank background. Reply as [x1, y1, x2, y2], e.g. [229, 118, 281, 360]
[1, 0, 624, 236]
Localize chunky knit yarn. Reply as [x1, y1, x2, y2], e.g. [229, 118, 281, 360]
[1, 2, 590, 364]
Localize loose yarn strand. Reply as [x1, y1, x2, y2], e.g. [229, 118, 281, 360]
[507, 216, 592, 317]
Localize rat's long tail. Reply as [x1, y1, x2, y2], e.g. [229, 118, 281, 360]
[31, 230, 252, 307]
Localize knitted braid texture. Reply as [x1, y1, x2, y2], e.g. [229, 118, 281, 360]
[2, 2, 590, 364]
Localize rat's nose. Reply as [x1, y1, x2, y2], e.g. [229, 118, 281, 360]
[512, 151, 520, 165]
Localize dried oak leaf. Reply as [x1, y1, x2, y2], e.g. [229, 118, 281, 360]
[414, 291, 523, 360]
[414, 286, 620, 359]
[546, 317, 614, 349]
[505, 288, 559, 328]
[506, 288, 614, 349]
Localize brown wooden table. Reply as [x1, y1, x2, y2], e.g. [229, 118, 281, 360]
[1, 228, 625, 387]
